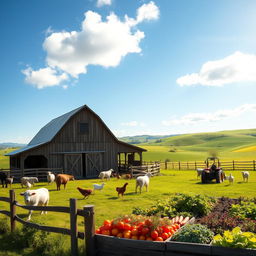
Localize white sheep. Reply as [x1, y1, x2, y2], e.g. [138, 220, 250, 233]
[98, 169, 113, 181]
[135, 173, 152, 193]
[241, 171, 249, 182]
[24, 180, 32, 188]
[93, 183, 105, 191]
[227, 173, 234, 184]
[47, 172, 55, 184]
[20, 188, 49, 221]
[21, 177, 39, 188]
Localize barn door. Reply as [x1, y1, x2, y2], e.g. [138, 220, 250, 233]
[85, 153, 103, 178]
[64, 154, 82, 177]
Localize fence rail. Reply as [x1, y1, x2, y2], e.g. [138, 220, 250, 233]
[161, 160, 256, 171]
[0, 190, 94, 256]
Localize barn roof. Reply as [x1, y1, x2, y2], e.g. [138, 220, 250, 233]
[6, 105, 146, 156]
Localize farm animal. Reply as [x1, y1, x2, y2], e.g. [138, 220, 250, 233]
[241, 171, 249, 182]
[112, 172, 121, 179]
[135, 173, 152, 193]
[0, 171, 7, 188]
[5, 176, 14, 188]
[77, 187, 93, 199]
[227, 173, 234, 184]
[55, 174, 75, 191]
[93, 183, 105, 191]
[116, 183, 128, 197]
[98, 169, 113, 181]
[47, 171, 55, 184]
[20, 188, 49, 221]
[21, 177, 39, 188]
[123, 174, 132, 180]
[196, 169, 204, 179]
[24, 180, 32, 188]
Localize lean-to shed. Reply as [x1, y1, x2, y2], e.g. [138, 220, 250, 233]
[6, 105, 146, 178]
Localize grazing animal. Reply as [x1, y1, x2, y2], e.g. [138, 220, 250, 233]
[55, 174, 75, 191]
[135, 173, 152, 193]
[5, 176, 14, 188]
[77, 187, 93, 199]
[0, 172, 7, 188]
[21, 177, 39, 188]
[196, 169, 204, 179]
[123, 174, 132, 180]
[20, 188, 49, 221]
[227, 173, 234, 184]
[112, 172, 121, 179]
[24, 180, 32, 188]
[47, 171, 55, 184]
[93, 183, 105, 191]
[116, 183, 128, 197]
[98, 169, 113, 181]
[241, 171, 249, 182]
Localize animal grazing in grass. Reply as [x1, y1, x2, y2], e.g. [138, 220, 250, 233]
[20, 188, 49, 221]
[135, 173, 152, 193]
[21, 177, 39, 188]
[227, 173, 234, 184]
[93, 183, 105, 191]
[196, 169, 204, 179]
[98, 169, 113, 181]
[241, 171, 249, 182]
[123, 174, 132, 180]
[0, 171, 7, 188]
[5, 176, 14, 188]
[24, 180, 32, 188]
[47, 171, 55, 184]
[116, 182, 128, 197]
[55, 174, 75, 191]
[77, 187, 93, 199]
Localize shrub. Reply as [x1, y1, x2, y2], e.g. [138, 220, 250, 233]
[229, 202, 256, 220]
[132, 193, 215, 218]
[212, 227, 256, 249]
[0, 217, 10, 234]
[172, 224, 214, 244]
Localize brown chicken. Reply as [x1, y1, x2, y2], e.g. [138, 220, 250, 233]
[77, 187, 93, 199]
[116, 183, 128, 197]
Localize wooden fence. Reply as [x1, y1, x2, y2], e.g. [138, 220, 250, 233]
[0, 190, 94, 256]
[161, 160, 256, 171]
[130, 162, 160, 178]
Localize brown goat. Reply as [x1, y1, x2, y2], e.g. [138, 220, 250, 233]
[56, 174, 75, 191]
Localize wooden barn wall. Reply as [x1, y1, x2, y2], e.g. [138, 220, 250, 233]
[15, 108, 144, 174]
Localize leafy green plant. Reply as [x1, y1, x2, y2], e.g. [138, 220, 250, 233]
[0, 217, 10, 234]
[172, 224, 214, 244]
[229, 202, 256, 220]
[213, 227, 256, 249]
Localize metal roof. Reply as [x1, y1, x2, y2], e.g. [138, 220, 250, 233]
[5, 143, 46, 156]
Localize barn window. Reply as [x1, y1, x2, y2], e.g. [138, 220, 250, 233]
[79, 122, 89, 134]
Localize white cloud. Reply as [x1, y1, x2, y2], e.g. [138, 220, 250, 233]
[22, 67, 68, 89]
[162, 104, 256, 126]
[177, 51, 256, 86]
[23, 2, 159, 88]
[97, 0, 112, 7]
[121, 121, 146, 127]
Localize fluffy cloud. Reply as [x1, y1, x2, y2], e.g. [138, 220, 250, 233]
[22, 67, 68, 89]
[121, 121, 146, 127]
[177, 52, 256, 86]
[97, 0, 112, 7]
[23, 2, 159, 88]
[162, 104, 256, 126]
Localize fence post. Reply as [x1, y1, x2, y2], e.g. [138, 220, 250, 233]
[84, 205, 95, 256]
[70, 198, 78, 256]
[165, 161, 167, 170]
[9, 189, 16, 232]
[253, 160, 256, 171]
[232, 160, 235, 171]
[178, 161, 181, 170]
[195, 161, 197, 170]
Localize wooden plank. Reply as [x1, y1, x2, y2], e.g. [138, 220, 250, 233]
[70, 198, 78, 256]
[0, 197, 10, 203]
[0, 210, 11, 217]
[211, 246, 256, 256]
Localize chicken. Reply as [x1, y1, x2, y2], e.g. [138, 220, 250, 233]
[116, 183, 128, 197]
[77, 187, 93, 199]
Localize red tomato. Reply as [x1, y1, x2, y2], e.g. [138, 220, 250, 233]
[145, 219, 152, 227]
[151, 230, 159, 240]
[104, 220, 111, 226]
[131, 235, 138, 240]
[117, 221, 125, 230]
[146, 237, 153, 241]
[111, 228, 119, 236]
[123, 217, 131, 223]
[141, 227, 150, 235]
[161, 232, 169, 241]
[116, 232, 123, 238]
[163, 226, 170, 233]
[100, 226, 106, 232]
[155, 237, 163, 242]
[102, 230, 110, 236]
[123, 230, 131, 239]
[104, 223, 112, 230]
[131, 228, 139, 236]
[139, 235, 146, 240]
[124, 223, 131, 230]
[95, 228, 101, 234]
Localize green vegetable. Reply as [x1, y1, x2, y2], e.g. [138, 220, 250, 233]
[229, 202, 256, 220]
[172, 224, 214, 244]
[213, 227, 256, 249]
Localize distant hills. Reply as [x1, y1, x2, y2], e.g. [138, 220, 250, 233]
[119, 135, 178, 144]
[0, 142, 26, 149]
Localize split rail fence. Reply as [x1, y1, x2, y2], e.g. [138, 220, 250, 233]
[0, 190, 95, 256]
[160, 160, 256, 171]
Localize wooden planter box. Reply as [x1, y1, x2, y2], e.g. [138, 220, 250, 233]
[95, 235, 256, 256]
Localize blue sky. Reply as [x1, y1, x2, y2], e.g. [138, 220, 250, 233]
[1, 0, 256, 143]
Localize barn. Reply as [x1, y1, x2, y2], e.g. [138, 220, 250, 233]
[6, 105, 146, 178]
